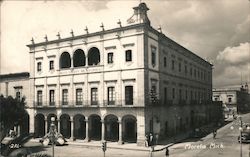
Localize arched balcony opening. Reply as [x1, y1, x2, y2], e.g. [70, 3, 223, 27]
[60, 52, 71, 69]
[73, 49, 86, 67]
[88, 47, 100, 66]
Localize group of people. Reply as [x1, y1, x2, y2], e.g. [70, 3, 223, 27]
[145, 133, 170, 157]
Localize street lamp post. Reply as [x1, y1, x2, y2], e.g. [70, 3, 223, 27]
[50, 117, 56, 157]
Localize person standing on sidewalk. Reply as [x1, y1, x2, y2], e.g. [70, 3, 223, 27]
[213, 129, 217, 139]
[165, 147, 169, 157]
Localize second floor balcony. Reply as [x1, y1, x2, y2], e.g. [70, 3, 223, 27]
[33, 98, 142, 109]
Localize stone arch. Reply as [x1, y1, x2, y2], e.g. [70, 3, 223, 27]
[89, 114, 101, 140]
[73, 49, 86, 67]
[60, 114, 71, 138]
[122, 115, 137, 143]
[34, 114, 45, 138]
[60, 52, 71, 69]
[20, 112, 29, 135]
[73, 114, 86, 139]
[104, 114, 119, 142]
[88, 47, 100, 66]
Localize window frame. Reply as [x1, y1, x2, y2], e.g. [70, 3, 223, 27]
[76, 88, 83, 105]
[125, 50, 132, 62]
[107, 52, 114, 64]
[125, 86, 133, 105]
[49, 60, 54, 70]
[37, 62, 42, 72]
[91, 88, 98, 105]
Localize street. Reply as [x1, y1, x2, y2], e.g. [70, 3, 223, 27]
[17, 113, 250, 157]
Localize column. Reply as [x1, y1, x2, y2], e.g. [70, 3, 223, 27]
[101, 119, 105, 141]
[70, 116, 74, 140]
[17, 125, 21, 136]
[57, 120, 61, 134]
[85, 117, 89, 142]
[45, 117, 48, 134]
[118, 118, 123, 144]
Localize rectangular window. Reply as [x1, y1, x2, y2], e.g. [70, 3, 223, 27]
[91, 88, 98, 105]
[37, 90, 42, 106]
[179, 62, 181, 72]
[191, 90, 193, 100]
[37, 62, 42, 72]
[228, 97, 232, 103]
[107, 53, 113, 64]
[76, 88, 83, 105]
[190, 67, 193, 76]
[164, 57, 167, 67]
[194, 69, 197, 78]
[151, 47, 156, 66]
[164, 87, 167, 103]
[108, 87, 115, 105]
[49, 60, 54, 70]
[171, 60, 175, 70]
[179, 89, 182, 100]
[172, 88, 175, 99]
[62, 89, 68, 105]
[185, 90, 188, 100]
[185, 65, 187, 75]
[125, 50, 132, 62]
[49, 90, 55, 106]
[125, 86, 133, 105]
[16, 91, 21, 101]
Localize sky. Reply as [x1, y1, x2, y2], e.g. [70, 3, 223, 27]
[1, 0, 250, 88]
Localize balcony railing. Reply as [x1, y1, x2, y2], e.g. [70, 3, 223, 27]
[33, 98, 143, 108]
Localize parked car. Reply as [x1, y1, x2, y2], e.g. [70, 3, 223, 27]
[238, 130, 250, 143]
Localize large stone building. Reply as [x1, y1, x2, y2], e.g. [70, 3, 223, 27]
[1, 3, 222, 146]
[213, 83, 250, 114]
[0, 72, 30, 136]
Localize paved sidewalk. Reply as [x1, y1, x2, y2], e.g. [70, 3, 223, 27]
[30, 132, 190, 152]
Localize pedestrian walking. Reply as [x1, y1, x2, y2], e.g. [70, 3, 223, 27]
[165, 147, 169, 157]
[213, 129, 217, 139]
[145, 134, 149, 147]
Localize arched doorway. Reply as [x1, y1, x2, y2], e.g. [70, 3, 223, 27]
[89, 114, 101, 140]
[88, 47, 100, 66]
[73, 49, 86, 67]
[60, 52, 71, 69]
[104, 114, 118, 142]
[60, 114, 71, 138]
[73, 114, 85, 140]
[122, 115, 137, 143]
[34, 114, 45, 138]
[47, 114, 58, 133]
[20, 112, 29, 135]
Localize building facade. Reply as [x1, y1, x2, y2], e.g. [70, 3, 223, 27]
[0, 72, 30, 136]
[213, 84, 250, 114]
[13, 3, 220, 146]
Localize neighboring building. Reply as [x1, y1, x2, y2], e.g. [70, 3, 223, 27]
[0, 72, 30, 136]
[213, 83, 250, 114]
[1, 3, 221, 146]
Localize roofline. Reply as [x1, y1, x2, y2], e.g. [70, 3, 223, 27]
[0, 72, 30, 80]
[26, 23, 147, 48]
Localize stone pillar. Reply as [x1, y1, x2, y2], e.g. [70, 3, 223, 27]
[17, 125, 21, 136]
[101, 119, 105, 141]
[45, 117, 48, 134]
[57, 120, 61, 134]
[118, 118, 123, 144]
[70, 116, 74, 140]
[85, 117, 89, 142]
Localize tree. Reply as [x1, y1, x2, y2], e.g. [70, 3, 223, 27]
[0, 95, 27, 142]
